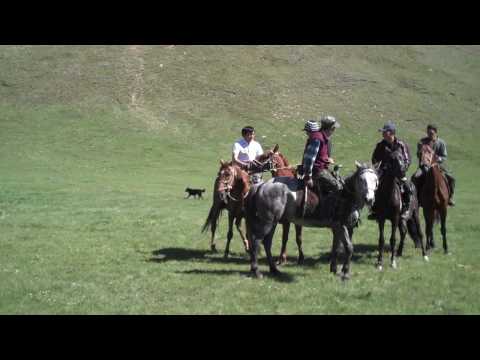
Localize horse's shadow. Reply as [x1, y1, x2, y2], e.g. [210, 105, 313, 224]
[177, 269, 299, 283]
[148, 247, 300, 283]
[149, 243, 380, 268]
[148, 247, 249, 265]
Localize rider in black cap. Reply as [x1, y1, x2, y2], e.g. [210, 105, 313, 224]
[369, 121, 413, 220]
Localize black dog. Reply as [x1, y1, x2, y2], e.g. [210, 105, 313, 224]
[185, 188, 206, 199]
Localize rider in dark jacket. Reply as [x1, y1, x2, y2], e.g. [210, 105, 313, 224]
[369, 121, 413, 220]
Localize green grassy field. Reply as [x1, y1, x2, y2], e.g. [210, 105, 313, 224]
[1, 45, 480, 314]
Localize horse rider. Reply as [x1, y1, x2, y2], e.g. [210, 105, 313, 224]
[411, 124, 455, 206]
[232, 126, 273, 184]
[368, 121, 413, 220]
[302, 116, 342, 196]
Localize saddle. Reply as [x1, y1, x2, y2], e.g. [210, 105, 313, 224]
[296, 166, 343, 218]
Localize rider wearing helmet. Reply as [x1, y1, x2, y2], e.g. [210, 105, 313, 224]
[302, 116, 342, 195]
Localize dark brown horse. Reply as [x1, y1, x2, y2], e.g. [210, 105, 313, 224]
[374, 149, 428, 270]
[418, 144, 450, 254]
[202, 161, 251, 257]
[269, 145, 305, 265]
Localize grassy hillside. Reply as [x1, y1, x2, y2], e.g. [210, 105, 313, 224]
[1, 45, 479, 314]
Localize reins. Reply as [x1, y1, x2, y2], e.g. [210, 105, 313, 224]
[220, 165, 248, 203]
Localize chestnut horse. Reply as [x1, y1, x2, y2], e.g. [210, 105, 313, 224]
[202, 161, 251, 257]
[202, 146, 300, 259]
[418, 144, 450, 254]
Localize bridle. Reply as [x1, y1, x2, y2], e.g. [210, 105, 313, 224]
[219, 165, 248, 203]
[269, 153, 294, 174]
[343, 167, 378, 206]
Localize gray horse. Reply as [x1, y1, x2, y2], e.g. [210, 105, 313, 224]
[245, 162, 379, 280]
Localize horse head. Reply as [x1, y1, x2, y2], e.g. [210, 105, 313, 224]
[269, 144, 296, 178]
[216, 160, 250, 204]
[351, 161, 379, 208]
[386, 149, 407, 179]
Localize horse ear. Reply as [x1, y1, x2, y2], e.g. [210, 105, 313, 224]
[220, 159, 226, 166]
[273, 144, 279, 153]
[355, 160, 362, 169]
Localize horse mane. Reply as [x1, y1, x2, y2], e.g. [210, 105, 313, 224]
[420, 143, 435, 167]
[237, 165, 251, 197]
[277, 153, 289, 167]
[426, 164, 449, 207]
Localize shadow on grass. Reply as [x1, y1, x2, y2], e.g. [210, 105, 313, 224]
[148, 244, 382, 268]
[279, 243, 380, 267]
[148, 247, 249, 265]
[177, 269, 300, 283]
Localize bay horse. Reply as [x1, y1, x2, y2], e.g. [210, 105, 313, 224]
[245, 162, 378, 280]
[202, 160, 251, 257]
[374, 149, 428, 270]
[418, 144, 450, 254]
[269, 145, 305, 265]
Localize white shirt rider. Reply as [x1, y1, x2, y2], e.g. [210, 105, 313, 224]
[232, 127, 265, 175]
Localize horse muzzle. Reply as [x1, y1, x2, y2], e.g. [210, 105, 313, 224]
[365, 197, 375, 208]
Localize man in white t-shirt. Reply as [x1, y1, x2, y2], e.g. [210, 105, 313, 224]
[232, 126, 272, 184]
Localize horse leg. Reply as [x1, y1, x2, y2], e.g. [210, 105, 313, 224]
[413, 209, 428, 261]
[377, 218, 386, 270]
[337, 225, 353, 280]
[440, 208, 448, 254]
[224, 212, 234, 258]
[235, 216, 249, 254]
[330, 228, 339, 275]
[249, 231, 263, 279]
[277, 222, 290, 266]
[210, 222, 217, 253]
[424, 209, 434, 252]
[390, 216, 399, 269]
[295, 225, 304, 265]
[264, 223, 280, 275]
[398, 220, 407, 257]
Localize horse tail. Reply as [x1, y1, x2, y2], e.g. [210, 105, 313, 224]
[407, 210, 422, 247]
[201, 201, 224, 234]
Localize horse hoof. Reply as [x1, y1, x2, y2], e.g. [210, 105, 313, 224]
[444, 251, 451, 255]
[391, 261, 398, 269]
[341, 273, 351, 281]
[423, 255, 430, 262]
[210, 245, 218, 253]
[250, 270, 263, 279]
[223, 253, 229, 259]
[271, 269, 282, 277]
[377, 265, 383, 271]
[298, 256, 305, 265]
